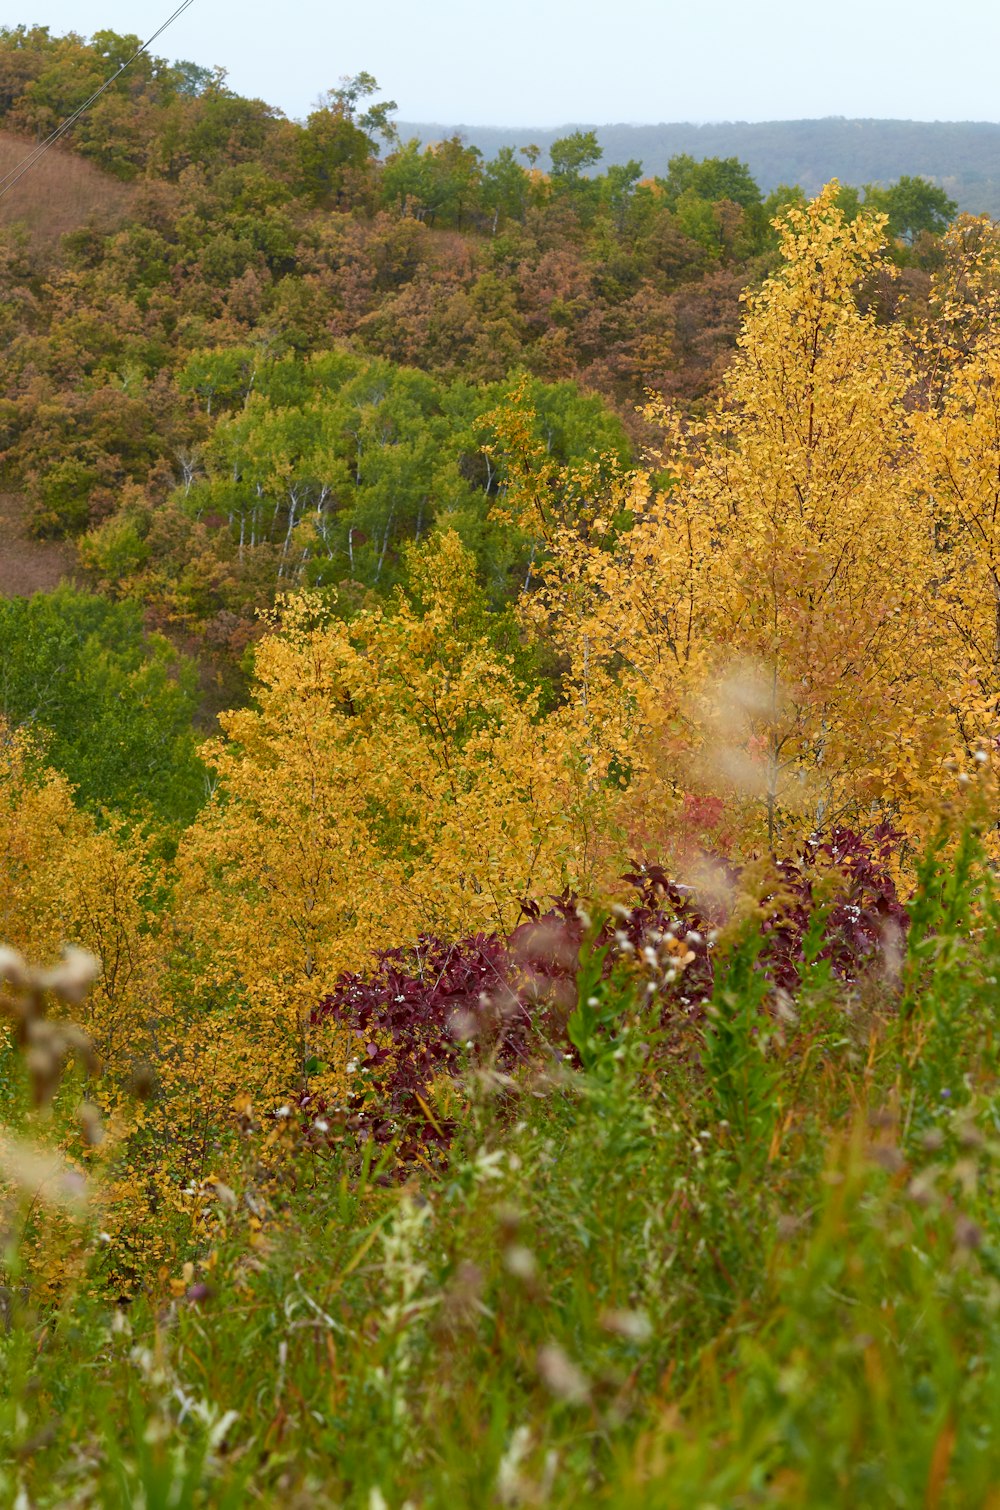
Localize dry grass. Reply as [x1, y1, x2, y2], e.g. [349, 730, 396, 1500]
[0, 130, 132, 253]
[0, 494, 77, 596]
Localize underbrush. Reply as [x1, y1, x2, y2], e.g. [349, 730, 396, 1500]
[0, 831, 998, 1507]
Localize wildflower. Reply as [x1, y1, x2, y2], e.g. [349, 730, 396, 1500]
[955, 1216, 983, 1250]
[907, 1170, 938, 1207]
[78, 1102, 104, 1147]
[471, 1147, 506, 1182]
[448, 1006, 479, 1042]
[211, 1181, 237, 1210]
[441, 1260, 486, 1328]
[956, 1119, 984, 1150]
[0, 1134, 90, 1211]
[495, 1202, 523, 1237]
[130, 1062, 155, 1100]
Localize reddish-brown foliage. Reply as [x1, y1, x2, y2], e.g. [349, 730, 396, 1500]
[0, 130, 132, 251]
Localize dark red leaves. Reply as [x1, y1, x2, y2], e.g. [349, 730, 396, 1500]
[311, 826, 908, 1163]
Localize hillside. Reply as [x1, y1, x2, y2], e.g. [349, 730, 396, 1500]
[0, 129, 132, 248]
[396, 116, 1000, 215]
[0, 492, 76, 596]
[3, 26, 1000, 1508]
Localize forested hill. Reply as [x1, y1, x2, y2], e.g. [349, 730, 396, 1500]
[396, 117, 1000, 215]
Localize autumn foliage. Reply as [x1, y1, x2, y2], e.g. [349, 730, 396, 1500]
[2, 93, 1000, 1315]
[7, 24, 1000, 1502]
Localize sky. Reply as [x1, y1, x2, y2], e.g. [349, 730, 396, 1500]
[19, 0, 1000, 126]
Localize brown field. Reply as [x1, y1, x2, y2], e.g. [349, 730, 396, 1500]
[0, 131, 132, 251]
[0, 493, 77, 597]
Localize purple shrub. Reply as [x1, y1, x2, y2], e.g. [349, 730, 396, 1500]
[313, 933, 537, 1162]
[760, 824, 909, 993]
[309, 826, 909, 1160]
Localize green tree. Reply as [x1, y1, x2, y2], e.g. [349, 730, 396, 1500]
[481, 146, 532, 230]
[0, 587, 205, 824]
[864, 175, 958, 243]
[380, 138, 435, 217]
[297, 73, 396, 206]
[549, 130, 603, 179]
[660, 154, 763, 213]
[657, 154, 766, 254]
[602, 159, 643, 232]
[172, 59, 215, 97]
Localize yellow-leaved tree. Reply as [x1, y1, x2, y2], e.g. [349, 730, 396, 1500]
[530, 185, 949, 859]
[0, 721, 157, 1078]
[0, 720, 169, 1294]
[176, 530, 600, 1109]
[912, 216, 1000, 765]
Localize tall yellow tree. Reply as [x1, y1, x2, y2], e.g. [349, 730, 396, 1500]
[0, 721, 170, 1295]
[913, 216, 1000, 759]
[533, 186, 947, 857]
[0, 721, 156, 1077]
[176, 530, 598, 1107]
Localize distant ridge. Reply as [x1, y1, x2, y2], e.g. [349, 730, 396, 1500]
[394, 118, 1000, 217]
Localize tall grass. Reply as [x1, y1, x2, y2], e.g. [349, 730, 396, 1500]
[1, 833, 998, 1507]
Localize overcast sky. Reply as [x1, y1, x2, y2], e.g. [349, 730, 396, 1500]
[20, 0, 1000, 126]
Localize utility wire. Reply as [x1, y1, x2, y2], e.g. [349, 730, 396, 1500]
[0, 0, 196, 203]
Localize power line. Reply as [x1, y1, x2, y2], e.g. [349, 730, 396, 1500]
[0, 0, 196, 195]
[0, 0, 196, 204]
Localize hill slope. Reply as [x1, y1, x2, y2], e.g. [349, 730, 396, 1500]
[395, 117, 1000, 216]
[0, 130, 132, 249]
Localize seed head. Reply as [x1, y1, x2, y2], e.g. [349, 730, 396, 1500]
[44, 947, 101, 1007]
[0, 947, 30, 990]
[537, 1343, 590, 1404]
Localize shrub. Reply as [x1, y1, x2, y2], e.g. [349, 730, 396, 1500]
[313, 825, 909, 1160]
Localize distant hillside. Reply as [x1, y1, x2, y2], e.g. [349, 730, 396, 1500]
[395, 118, 1000, 217]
